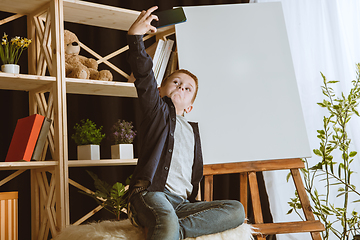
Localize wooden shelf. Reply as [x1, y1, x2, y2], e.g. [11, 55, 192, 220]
[1, 0, 138, 31]
[1, 0, 174, 33]
[63, 0, 174, 33]
[68, 159, 137, 167]
[66, 78, 137, 97]
[0, 0, 49, 15]
[0, 73, 137, 97]
[63, 0, 139, 31]
[0, 72, 55, 92]
[0, 161, 57, 170]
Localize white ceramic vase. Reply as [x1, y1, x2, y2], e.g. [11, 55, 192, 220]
[1, 64, 20, 74]
[111, 144, 133, 159]
[77, 144, 100, 160]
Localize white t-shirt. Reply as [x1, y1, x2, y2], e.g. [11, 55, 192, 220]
[165, 115, 194, 199]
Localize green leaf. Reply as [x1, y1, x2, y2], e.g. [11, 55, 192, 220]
[286, 172, 292, 182]
[349, 151, 357, 157]
[336, 192, 346, 198]
[317, 130, 325, 134]
[313, 149, 323, 157]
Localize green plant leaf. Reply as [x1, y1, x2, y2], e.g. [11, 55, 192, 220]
[72, 119, 105, 145]
[286, 172, 292, 182]
[313, 149, 323, 156]
[349, 151, 357, 157]
[81, 171, 132, 220]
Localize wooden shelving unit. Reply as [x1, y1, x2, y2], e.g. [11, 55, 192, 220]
[0, 0, 174, 239]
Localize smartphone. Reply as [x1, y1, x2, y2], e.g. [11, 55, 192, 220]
[151, 7, 187, 29]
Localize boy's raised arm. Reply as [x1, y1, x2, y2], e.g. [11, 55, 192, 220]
[128, 6, 159, 36]
[127, 6, 163, 116]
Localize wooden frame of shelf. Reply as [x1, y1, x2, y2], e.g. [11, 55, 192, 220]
[0, 0, 176, 238]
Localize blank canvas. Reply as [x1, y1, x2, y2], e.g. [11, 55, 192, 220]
[175, 2, 311, 165]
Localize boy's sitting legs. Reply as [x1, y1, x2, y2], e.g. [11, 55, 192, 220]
[177, 198, 245, 239]
[130, 190, 181, 240]
[130, 189, 245, 240]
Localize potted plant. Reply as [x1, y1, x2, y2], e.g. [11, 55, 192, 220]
[80, 170, 131, 220]
[71, 119, 105, 160]
[287, 65, 360, 240]
[110, 119, 136, 159]
[0, 32, 31, 74]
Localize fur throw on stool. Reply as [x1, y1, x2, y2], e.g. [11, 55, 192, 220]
[53, 219, 256, 240]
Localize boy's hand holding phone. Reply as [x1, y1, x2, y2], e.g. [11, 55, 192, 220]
[128, 6, 159, 35]
[128, 6, 187, 35]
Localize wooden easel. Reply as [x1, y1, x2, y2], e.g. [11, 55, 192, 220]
[202, 158, 325, 240]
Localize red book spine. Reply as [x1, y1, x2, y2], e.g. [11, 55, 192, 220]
[5, 114, 45, 162]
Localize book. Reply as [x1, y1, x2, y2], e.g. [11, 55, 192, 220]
[163, 51, 178, 80]
[31, 117, 52, 161]
[5, 114, 45, 162]
[152, 39, 166, 79]
[156, 39, 174, 86]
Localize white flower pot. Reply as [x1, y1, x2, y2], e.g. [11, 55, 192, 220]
[77, 144, 100, 160]
[111, 144, 133, 159]
[1, 64, 20, 74]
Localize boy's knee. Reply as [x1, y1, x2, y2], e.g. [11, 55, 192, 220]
[226, 200, 246, 225]
[160, 210, 179, 228]
[154, 212, 180, 239]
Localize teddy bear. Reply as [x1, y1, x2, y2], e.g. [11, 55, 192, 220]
[64, 30, 113, 81]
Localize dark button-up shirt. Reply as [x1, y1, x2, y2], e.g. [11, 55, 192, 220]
[127, 34, 203, 202]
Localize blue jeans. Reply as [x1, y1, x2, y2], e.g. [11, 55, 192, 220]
[129, 188, 245, 240]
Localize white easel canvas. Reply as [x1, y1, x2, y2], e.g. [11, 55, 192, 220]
[175, 2, 311, 165]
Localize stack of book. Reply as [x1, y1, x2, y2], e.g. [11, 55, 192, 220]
[5, 114, 52, 162]
[146, 39, 178, 86]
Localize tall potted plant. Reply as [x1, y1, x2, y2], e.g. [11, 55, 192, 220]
[110, 119, 136, 159]
[0, 32, 31, 74]
[80, 170, 131, 220]
[71, 119, 105, 160]
[287, 64, 360, 240]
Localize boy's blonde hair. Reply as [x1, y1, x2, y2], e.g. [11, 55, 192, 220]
[161, 69, 199, 103]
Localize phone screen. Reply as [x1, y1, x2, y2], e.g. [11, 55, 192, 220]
[151, 7, 187, 28]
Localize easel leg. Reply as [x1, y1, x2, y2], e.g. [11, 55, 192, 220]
[240, 172, 248, 219]
[248, 172, 266, 240]
[291, 169, 322, 240]
[204, 175, 213, 202]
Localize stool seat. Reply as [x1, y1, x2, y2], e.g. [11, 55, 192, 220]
[53, 219, 256, 240]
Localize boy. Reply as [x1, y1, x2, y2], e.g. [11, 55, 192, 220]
[127, 6, 245, 240]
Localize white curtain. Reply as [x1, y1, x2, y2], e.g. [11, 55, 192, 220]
[249, 0, 360, 239]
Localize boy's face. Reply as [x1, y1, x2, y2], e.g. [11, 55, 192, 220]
[159, 72, 196, 115]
